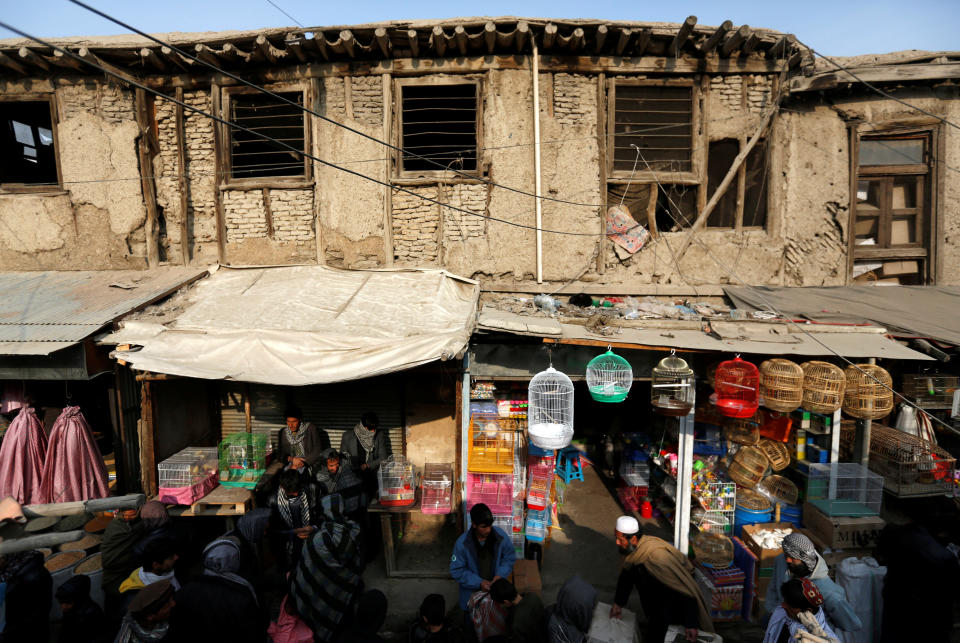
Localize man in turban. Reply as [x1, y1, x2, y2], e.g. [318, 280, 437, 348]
[610, 516, 713, 643]
[764, 532, 861, 633]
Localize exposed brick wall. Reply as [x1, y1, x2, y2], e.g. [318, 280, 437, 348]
[746, 75, 774, 114]
[710, 75, 744, 110]
[441, 184, 487, 243]
[59, 82, 135, 123]
[324, 78, 347, 119]
[154, 97, 183, 262]
[223, 191, 268, 241]
[350, 76, 383, 125]
[392, 187, 440, 264]
[223, 189, 313, 242]
[553, 73, 595, 126]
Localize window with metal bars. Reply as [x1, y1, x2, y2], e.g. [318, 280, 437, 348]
[612, 84, 694, 174]
[228, 91, 307, 180]
[399, 83, 478, 174]
[0, 100, 59, 188]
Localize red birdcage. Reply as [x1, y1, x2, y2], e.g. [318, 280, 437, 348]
[715, 356, 760, 419]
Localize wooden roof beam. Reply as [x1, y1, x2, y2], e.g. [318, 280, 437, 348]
[50, 48, 85, 71]
[407, 29, 420, 57]
[337, 30, 356, 58]
[430, 26, 447, 57]
[0, 51, 28, 75]
[454, 25, 467, 56]
[306, 34, 329, 61]
[615, 28, 632, 56]
[139, 48, 167, 72]
[18, 47, 50, 71]
[483, 22, 496, 54]
[515, 21, 530, 52]
[721, 24, 751, 57]
[561, 27, 585, 52]
[221, 43, 252, 64]
[193, 44, 221, 67]
[543, 23, 557, 50]
[668, 15, 697, 57]
[256, 35, 285, 64]
[594, 25, 608, 54]
[767, 34, 795, 60]
[374, 27, 392, 58]
[741, 33, 761, 56]
[160, 46, 191, 71]
[699, 20, 732, 55]
[285, 33, 308, 63]
[634, 28, 651, 56]
[77, 47, 136, 81]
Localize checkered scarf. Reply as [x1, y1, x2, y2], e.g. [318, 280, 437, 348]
[781, 532, 819, 574]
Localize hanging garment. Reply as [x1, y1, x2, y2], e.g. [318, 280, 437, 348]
[39, 406, 108, 504]
[0, 407, 48, 505]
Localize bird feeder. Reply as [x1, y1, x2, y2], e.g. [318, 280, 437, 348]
[843, 364, 894, 420]
[528, 366, 574, 449]
[586, 348, 633, 403]
[650, 350, 695, 417]
[801, 361, 845, 414]
[714, 356, 760, 418]
[759, 358, 804, 413]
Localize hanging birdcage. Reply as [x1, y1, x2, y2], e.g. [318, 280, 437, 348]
[843, 364, 894, 420]
[801, 361, 845, 413]
[759, 359, 804, 413]
[586, 348, 633, 403]
[528, 366, 574, 449]
[650, 350, 695, 417]
[715, 356, 760, 418]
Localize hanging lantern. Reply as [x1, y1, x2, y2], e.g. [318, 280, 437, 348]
[715, 356, 760, 418]
[759, 358, 804, 413]
[801, 361, 845, 414]
[586, 347, 633, 403]
[842, 364, 894, 420]
[528, 366, 574, 449]
[650, 350, 695, 416]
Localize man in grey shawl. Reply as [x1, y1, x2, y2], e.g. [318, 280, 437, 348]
[547, 575, 597, 643]
[290, 493, 363, 642]
[278, 405, 329, 474]
[339, 412, 392, 496]
[314, 448, 366, 523]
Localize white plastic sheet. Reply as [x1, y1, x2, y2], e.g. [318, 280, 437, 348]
[588, 602, 639, 643]
[835, 557, 886, 643]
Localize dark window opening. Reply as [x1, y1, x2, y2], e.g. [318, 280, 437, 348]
[401, 84, 478, 173]
[706, 139, 738, 228]
[0, 101, 58, 186]
[614, 85, 693, 173]
[743, 140, 768, 228]
[655, 185, 697, 232]
[229, 91, 306, 179]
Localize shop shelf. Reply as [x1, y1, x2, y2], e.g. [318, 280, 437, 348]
[526, 465, 554, 510]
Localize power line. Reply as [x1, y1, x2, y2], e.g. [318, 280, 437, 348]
[264, 0, 304, 28]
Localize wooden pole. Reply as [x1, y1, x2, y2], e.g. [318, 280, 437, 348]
[140, 381, 158, 497]
[211, 81, 227, 265]
[0, 531, 84, 555]
[23, 494, 146, 519]
[675, 102, 778, 261]
[135, 88, 160, 268]
[175, 87, 190, 265]
[382, 72, 394, 267]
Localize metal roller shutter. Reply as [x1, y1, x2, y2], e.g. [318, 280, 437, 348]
[220, 376, 404, 457]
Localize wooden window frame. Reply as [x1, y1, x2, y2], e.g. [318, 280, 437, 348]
[0, 93, 63, 194]
[606, 78, 702, 185]
[393, 75, 483, 181]
[219, 82, 313, 189]
[705, 137, 770, 231]
[848, 124, 939, 284]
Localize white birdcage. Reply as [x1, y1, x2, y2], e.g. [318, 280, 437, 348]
[528, 366, 574, 449]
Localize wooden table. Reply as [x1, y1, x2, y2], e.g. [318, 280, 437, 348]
[368, 495, 451, 579]
[166, 484, 254, 529]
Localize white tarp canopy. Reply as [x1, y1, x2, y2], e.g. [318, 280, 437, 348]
[109, 265, 479, 385]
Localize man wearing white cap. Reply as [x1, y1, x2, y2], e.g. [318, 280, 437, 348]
[611, 516, 713, 643]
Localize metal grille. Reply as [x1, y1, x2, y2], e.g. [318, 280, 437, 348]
[229, 91, 306, 179]
[401, 83, 478, 172]
[614, 85, 693, 173]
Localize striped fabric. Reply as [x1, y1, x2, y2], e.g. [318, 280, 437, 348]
[289, 494, 362, 641]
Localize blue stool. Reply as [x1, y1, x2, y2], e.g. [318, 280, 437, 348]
[556, 446, 585, 483]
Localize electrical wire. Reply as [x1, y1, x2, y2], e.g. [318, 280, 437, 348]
[264, 0, 304, 28]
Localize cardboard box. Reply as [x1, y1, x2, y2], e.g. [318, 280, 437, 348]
[511, 559, 542, 596]
[741, 523, 810, 567]
[882, 260, 919, 277]
[802, 502, 885, 550]
[889, 218, 913, 244]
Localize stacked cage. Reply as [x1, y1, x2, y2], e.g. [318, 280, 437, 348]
[421, 463, 453, 514]
[158, 446, 218, 505]
[697, 482, 736, 534]
[379, 455, 416, 506]
[868, 426, 955, 497]
[219, 433, 267, 488]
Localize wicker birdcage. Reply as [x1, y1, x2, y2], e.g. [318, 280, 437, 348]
[760, 359, 804, 413]
[715, 357, 760, 418]
[691, 530, 734, 568]
[843, 364, 894, 420]
[723, 417, 760, 445]
[650, 350, 695, 417]
[758, 475, 799, 505]
[586, 349, 633, 403]
[735, 487, 773, 512]
[528, 367, 574, 449]
[800, 361, 846, 413]
[869, 425, 956, 497]
[727, 445, 769, 488]
[757, 439, 791, 471]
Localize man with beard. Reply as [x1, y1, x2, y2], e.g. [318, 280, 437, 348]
[610, 516, 713, 643]
[764, 532, 861, 634]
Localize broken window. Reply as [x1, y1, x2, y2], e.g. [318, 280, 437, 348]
[0, 100, 58, 187]
[706, 138, 768, 229]
[852, 131, 933, 284]
[399, 83, 478, 174]
[612, 84, 694, 174]
[606, 183, 696, 234]
[228, 90, 307, 180]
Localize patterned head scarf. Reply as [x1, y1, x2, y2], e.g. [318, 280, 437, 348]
[799, 577, 824, 607]
[781, 532, 818, 573]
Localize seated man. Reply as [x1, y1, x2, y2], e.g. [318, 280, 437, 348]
[269, 468, 319, 572]
[764, 533, 861, 634]
[278, 405, 329, 474]
[763, 578, 839, 643]
[315, 448, 366, 522]
[489, 579, 546, 643]
[450, 503, 516, 612]
[114, 579, 176, 643]
[409, 594, 464, 643]
[119, 537, 180, 602]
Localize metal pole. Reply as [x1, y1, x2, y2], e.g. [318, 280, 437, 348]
[674, 389, 696, 553]
[532, 42, 543, 284]
[461, 352, 471, 532]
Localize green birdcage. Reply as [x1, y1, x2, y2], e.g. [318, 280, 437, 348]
[218, 432, 267, 489]
[586, 348, 633, 403]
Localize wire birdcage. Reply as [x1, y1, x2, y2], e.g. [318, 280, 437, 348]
[843, 364, 894, 420]
[218, 432, 267, 488]
[467, 414, 517, 473]
[715, 356, 760, 419]
[528, 366, 574, 449]
[758, 475, 799, 505]
[691, 530, 734, 568]
[757, 439, 791, 471]
[378, 455, 416, 507]
[760, 359, 804, 413]
[736, 487, 773, 512]
[651, 350, 695, 417]
[586, 347, 633, 403]
[727, 445, 769, 488]
[869, 425, 956, 497]
[723, 417, 760, 446]
[801, 361, 846, 413]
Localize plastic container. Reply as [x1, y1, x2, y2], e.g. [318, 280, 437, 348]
[779, 503, 802, 527]
[526, 465, 553, 510]
[465, 472, 513, 515]
[694, 565, 744, 623]
[158, 446, 219, 505]
[524, 507, 550, 542]
[806, 462, 882, 516]
[421, 462, 453, 514]
[378, 455, 416, 507]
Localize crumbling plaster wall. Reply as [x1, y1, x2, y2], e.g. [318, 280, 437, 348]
[0, 79, 148, 270]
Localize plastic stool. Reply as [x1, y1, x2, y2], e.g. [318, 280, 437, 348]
[555, 446, 585, 483]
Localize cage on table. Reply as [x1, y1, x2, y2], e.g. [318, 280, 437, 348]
[158, 446, 218, 505]
[465, 472, 514, 515]
[869, 426, 956, 498]
[806, 462, 881, 516]
[421, 463, 453, 514]
[218, 433, 267, 488]
[619, 460, 650, 487]
[378, 455, 416, 507]
[468, 414, 517, 474]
